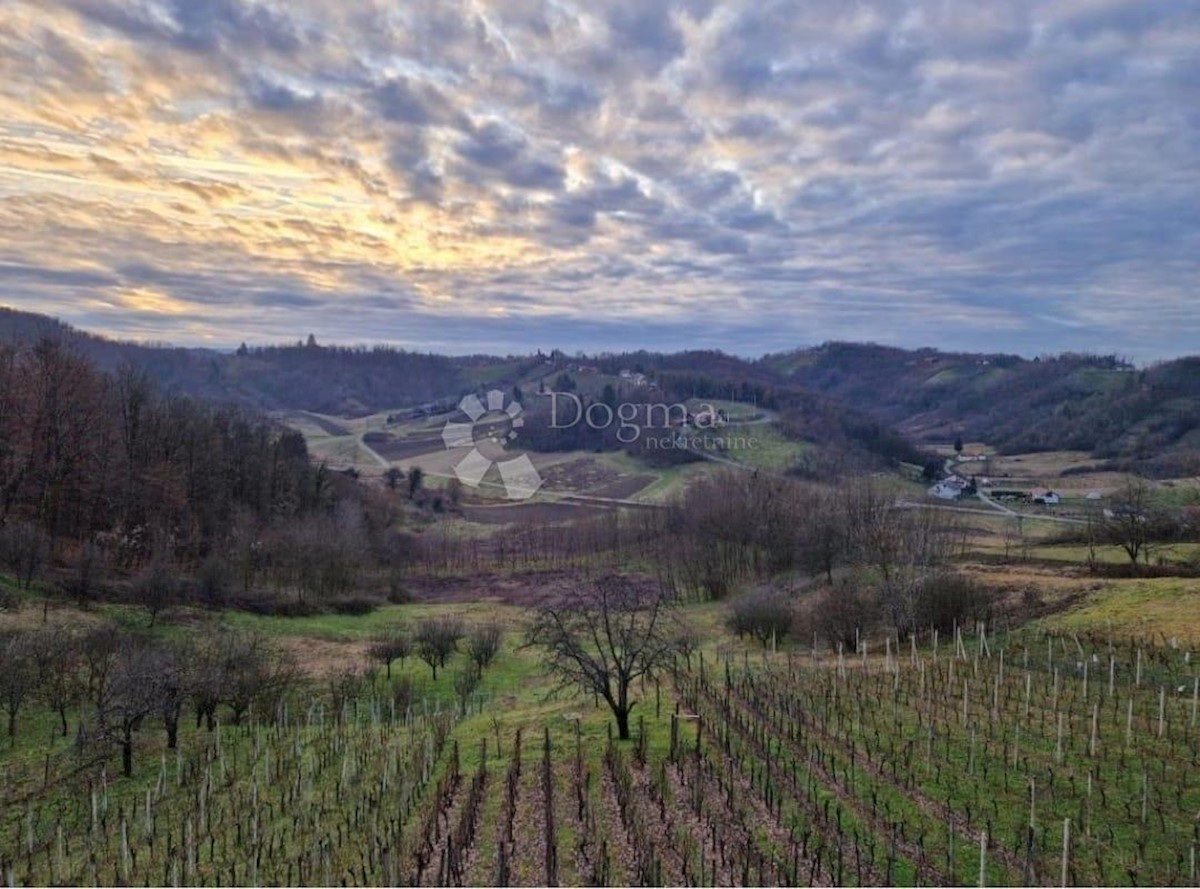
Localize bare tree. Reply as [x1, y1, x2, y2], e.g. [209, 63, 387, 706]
[106, 641, 164, 777]
[466, 622, 504, 673]
[843, 479, 963, 633]
[0, 632, 36, 742]
[0, 520, 50, 590]
[63, 541, 105, 605]
[219, 630, 296, 725]
[154, 640, 191, 749]
[672, 622, 700, 671]
[415, 616, 464, 680]
[527, 575, 676, 740]
[327, 668, 366, 724]
[1102, 477, 1166, 568]
[29, 625, 81, 736]
[453, 667, 480, 715]
[131, 550, 178, 626]
[367, 628, 413, 679]
[79, 625, 124, 719]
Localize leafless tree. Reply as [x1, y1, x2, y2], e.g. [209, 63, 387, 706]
[0, 631, 36, 742]
[453, 667, 480, 715]
[105, 641, 165, 777]
[0, 520, 50, 590]
[79, 625, 124, 720]
[466, 622, 504, 672]
[219, 630, 296, 725]
[415, 616, 464, 680]
[63, 541, 105, 605]
[327, 668, 366, 724]
[189, 627, 295, 728]
[527, 575, 676, 740]
[196, 552, 232, 605]
[154, 640, 191, 749]
[1102, 477, 1168, 568]
[672, 622, 700, 671]
[842, 479, 964, 633]
[29, 625, 81, 736]
[367, 628, 413, 679]
[131, 550, 178, 626]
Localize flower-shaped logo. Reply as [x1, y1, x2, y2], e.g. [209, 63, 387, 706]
[441, 389, 542, 500]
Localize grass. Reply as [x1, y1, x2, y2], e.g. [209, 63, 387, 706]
[1039, 576, 1200, 643]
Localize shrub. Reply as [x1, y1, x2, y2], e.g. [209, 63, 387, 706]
[797, 582, 877, 651]
[910, 572, 995, 634]
[328, 596, 378, 616]
[726, 588, 793, 647]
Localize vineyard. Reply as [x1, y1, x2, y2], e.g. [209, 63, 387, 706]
[3, 622, 1198, 887]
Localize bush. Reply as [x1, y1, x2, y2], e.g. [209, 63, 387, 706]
[798, 582, 877, 651]
[726, 588, 793, 647]
[232, 594, 323, 617]
[910, 572, 995, 634]
[328, 596, 378, 616]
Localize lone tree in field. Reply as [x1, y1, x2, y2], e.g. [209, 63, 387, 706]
[528, 575, 676, 740]
[1102, 476, 1169, 569]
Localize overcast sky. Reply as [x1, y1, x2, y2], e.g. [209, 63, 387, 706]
[1, 0, 1197, 359]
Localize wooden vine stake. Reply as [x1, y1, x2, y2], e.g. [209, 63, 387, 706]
[1060, 818, 1071, 887]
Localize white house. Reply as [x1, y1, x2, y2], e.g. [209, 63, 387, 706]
[1031, 487, 1061, 505]
[928, 483, 961, 500]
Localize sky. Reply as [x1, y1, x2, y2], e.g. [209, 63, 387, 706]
[0, 0, 1197, 360]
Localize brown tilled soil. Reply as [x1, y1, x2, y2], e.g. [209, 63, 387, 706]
[588, 474, 656, 500]
[538, 458, 623, 492]
[458, 501, 607, 525]
[365, 432, 445, 461]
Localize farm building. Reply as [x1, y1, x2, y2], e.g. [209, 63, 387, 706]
[1030, 487, 1062, 505]
[928, 475, 971, 500]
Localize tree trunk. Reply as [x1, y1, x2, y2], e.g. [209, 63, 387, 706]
[122, 726, 133, 777]
[58, 706, 68, 737]
[615, 706, 631, 741]
[166, 715, 179, 749]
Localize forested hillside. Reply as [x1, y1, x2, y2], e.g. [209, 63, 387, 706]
[0, 309, 473, 414]
[765, 343, 1200, 475]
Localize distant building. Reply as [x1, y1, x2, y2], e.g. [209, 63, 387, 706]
[928, 482, 962, 500]
[929, 475, 971, 500]
[1030, 487, 1061, 505]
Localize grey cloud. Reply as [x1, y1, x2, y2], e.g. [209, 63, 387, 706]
[67, 0, 308, 55]
[455, 121, 565, 191]
[10, 0, 1200, 360]
[372, 75, 461, 127]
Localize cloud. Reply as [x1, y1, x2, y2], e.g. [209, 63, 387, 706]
[0, 0, 1197, 360]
